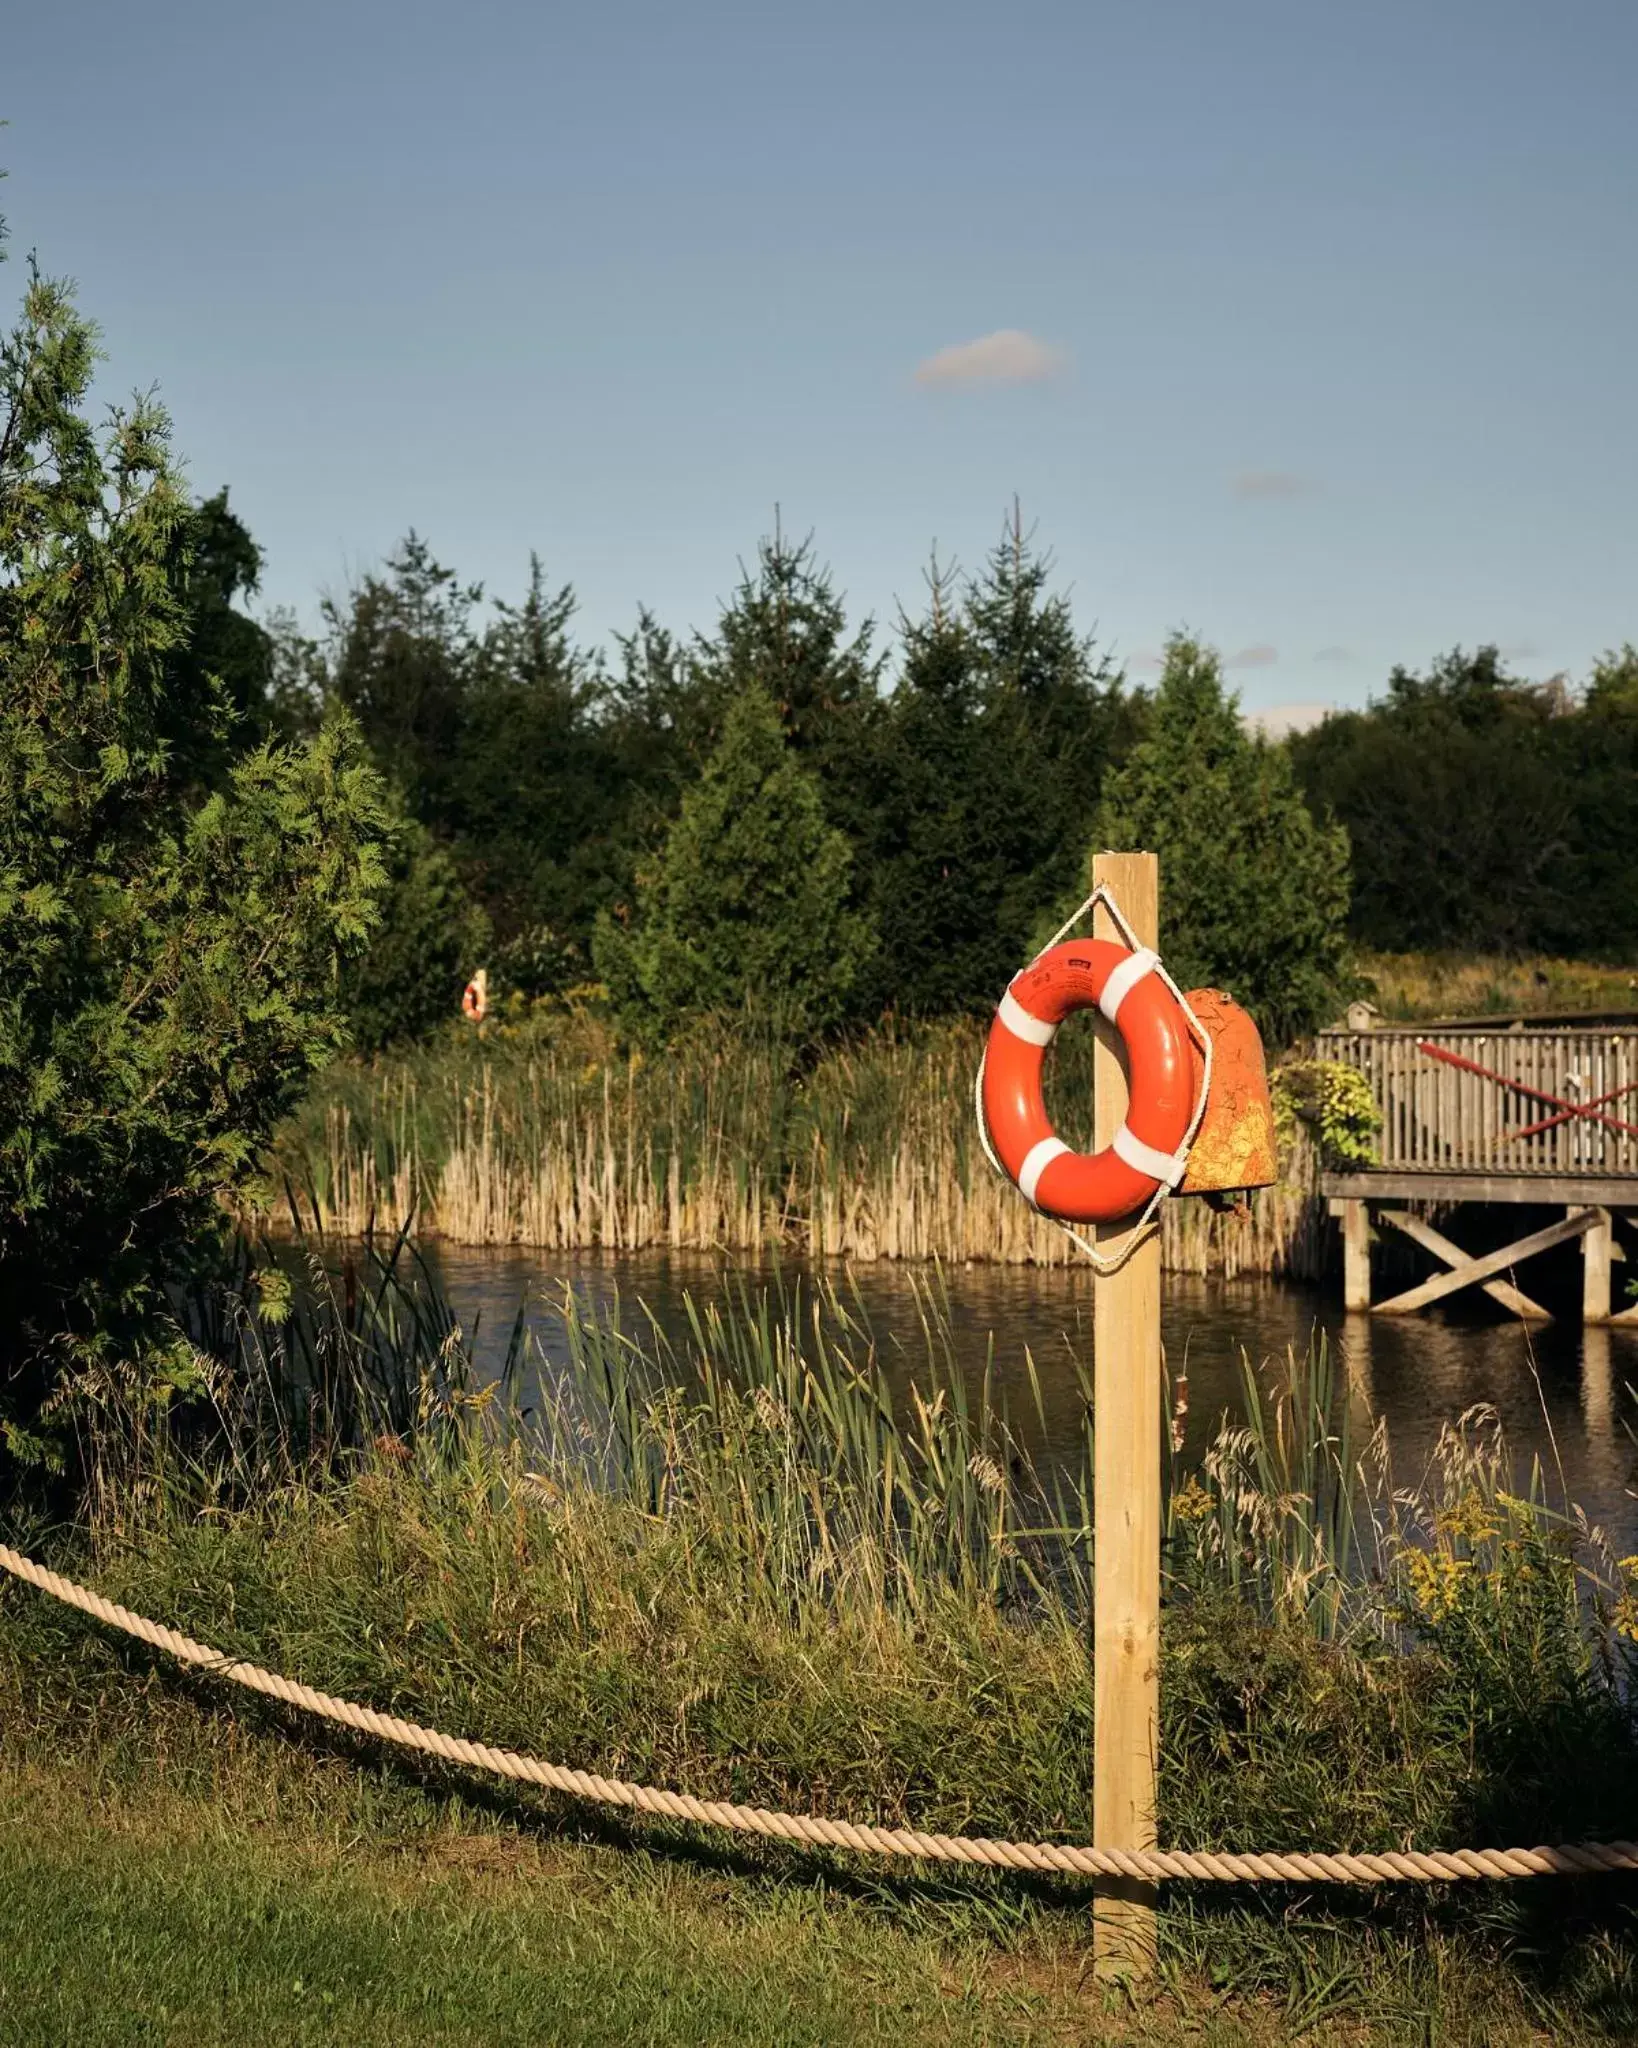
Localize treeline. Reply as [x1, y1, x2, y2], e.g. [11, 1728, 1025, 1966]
[1290, 647, 1638, 957]
[257, 512, 1149, 1043]
[210, 499, 1638, 1048]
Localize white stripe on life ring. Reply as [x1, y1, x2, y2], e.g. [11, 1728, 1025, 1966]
[1018, 1136, 1072, 1205]
[1097, 947, 1159, 1025]
[1112, 1121, 1188, 1188]
[998, 989, 1057, 1047]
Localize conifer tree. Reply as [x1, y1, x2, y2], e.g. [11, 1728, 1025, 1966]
[692, 518, 884, 759]
[1095, 634, 1351, 1043]
[851, 556, 1028, 1013]
[594, 683, 874, 1041]
[965, 506, 1141, 960]
[324, 534, 481, 830]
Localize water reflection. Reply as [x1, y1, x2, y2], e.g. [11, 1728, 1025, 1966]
[414, 1245, 1638, 1551]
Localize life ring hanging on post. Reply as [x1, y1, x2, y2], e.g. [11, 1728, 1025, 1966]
[981, 939, 1198, 1226]
[462, 968, 488, 1023]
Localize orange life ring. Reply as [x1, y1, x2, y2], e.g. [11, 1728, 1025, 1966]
[462, 978, 486, 1022]
[981, 940, 1197, 1225]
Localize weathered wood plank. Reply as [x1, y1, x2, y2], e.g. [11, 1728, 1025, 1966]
[1342, 1198, 1371, 1311]
[1321, 1171, 1638, 1208]
[1374, 1208, 1600, 1316]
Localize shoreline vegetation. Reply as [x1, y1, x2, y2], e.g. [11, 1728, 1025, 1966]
[9, 1243, 1638, 2039]
[258, 948, 1638, 1278]
[261, 1007, 1326, 1275]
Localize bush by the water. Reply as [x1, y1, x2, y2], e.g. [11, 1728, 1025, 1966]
[9, 1241, 1638, 2036]
[0, 221, 390, 1473]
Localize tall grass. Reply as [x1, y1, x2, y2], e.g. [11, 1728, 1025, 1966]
[12, 1242, 1638, 2037]
[259, 1007, 1325, 1276]
[1360, 949, 1638, 1022]
[20, 1228, 1630, 1867]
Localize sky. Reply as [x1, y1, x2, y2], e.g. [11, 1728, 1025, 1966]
[5, 0, 1635, 722]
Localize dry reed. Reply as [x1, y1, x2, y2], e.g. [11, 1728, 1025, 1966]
[260, 1010, 1328, 1277]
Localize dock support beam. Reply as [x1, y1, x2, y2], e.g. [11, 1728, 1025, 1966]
[1341, 1199, 1371, 1312]
[1583, 1208, 1613, 1324]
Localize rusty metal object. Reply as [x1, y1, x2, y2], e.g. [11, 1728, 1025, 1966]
[1178, 988, 1278, 1196]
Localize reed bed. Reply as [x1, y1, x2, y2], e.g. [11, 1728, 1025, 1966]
[261, 1011, 1326, 1277]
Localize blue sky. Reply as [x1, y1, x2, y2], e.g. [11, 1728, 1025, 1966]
[6, 0, 1635, 721]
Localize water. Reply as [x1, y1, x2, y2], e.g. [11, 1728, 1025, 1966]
[412, 1244, 1638, 1552]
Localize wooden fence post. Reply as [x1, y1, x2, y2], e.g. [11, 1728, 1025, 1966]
[1091, 851, 1161, 1977]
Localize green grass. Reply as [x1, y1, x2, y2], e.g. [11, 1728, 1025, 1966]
[4, 1628, 1638, 2046]
[0, 1755, 1055, 2046]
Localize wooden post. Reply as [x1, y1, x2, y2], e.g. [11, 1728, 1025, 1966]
[1342, 1199, 1371, 1313]
[1091, 852, 1161, 1977]
[1583, 1207, 1613, 1324]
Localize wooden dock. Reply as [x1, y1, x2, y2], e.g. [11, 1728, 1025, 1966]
[1314, 1023, 1638, 1323]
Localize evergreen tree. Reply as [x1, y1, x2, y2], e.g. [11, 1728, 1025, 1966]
[169, 488, 275, 750]
[692, 518, 885, 761]
[964, 507, 1142, 962]
[606, 605, 697, 806]
[450, 558, 614, 990]
[340, 803, 491, 1052]
[324, 534, 481, 830]
[688, 521, 888, 872]
[0, 235, 389, 1464]
[850, 557, 1028, 1014]
[594, 683, 874, 1041]
[1095, 634, 1352, 1043]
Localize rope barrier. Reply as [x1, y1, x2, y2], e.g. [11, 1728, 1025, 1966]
[5, 1541, 1637, 1885]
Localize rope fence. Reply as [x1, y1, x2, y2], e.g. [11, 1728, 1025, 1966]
[5, 1541, 1637, 1886]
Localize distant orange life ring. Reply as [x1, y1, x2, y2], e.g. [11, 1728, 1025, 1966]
[981, 940, 1196, 1225]
[462, 977, 486, 1022]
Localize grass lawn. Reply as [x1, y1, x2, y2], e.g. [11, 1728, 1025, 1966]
[7, 1309, 1638, 2044]
[0, 1693, 1624, 2048]
[0, 1747, 1283, 2048]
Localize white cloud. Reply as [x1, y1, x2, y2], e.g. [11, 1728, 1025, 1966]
[1244, 702, 1335, 739]
[1244, 700, 1334, 741]
[1231, 470, 1315, 501]
[914, 329, 1065, 388]
[1313, 645, 1354, 665]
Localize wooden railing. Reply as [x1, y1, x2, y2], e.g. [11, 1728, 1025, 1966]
[1313, 1027, 1638, 1179]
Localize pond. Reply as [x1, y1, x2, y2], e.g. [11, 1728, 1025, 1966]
[413, 1244, 1638, 1553]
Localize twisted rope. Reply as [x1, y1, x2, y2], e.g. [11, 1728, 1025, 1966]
[5, 1542, 1636, 1885]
